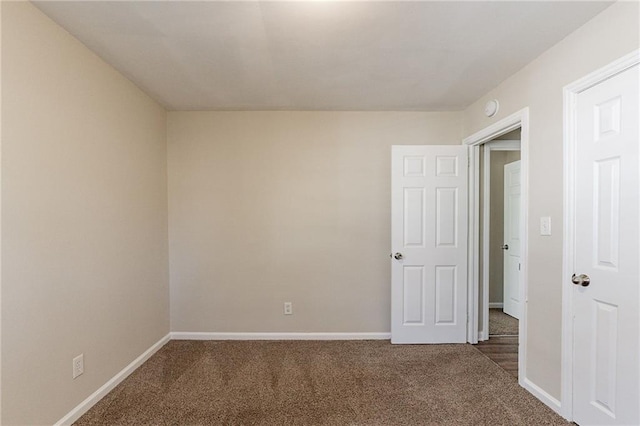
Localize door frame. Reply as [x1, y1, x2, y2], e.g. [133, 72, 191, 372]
[561, 49, 639, 421]
[463, 108, 529, 385]
[479, 140, 520, 341]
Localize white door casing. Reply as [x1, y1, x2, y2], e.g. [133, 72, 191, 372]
[503, 160, 521, 319]
[570, 63, 639, 425]
[479, 141, 521, 341]
[391, 145, 468, 344]
[465, 108, 530, 398]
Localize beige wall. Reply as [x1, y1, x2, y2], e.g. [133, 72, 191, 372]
[168, 111, 462, 333]
[2, 1, 637, 423]
[463, 1, 639, 400]
[1, 2, 169, 424]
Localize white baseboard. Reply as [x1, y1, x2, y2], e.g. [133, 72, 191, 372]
[522, 377, 562, 416]
[171, 332, 391, 341]
[489, 303, 504, 309]
[54, 333, 171, 426]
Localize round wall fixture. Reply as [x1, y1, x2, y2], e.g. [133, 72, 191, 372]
[484, 99, 499, 117]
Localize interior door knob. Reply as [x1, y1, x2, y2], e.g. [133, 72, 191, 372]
[394, 252, 403, 260]
[501, 244, 509, 250]
[571, 273, 591, 287]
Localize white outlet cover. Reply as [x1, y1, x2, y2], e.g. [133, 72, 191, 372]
[73, 354, 84, 379]
[540, 216, 551, 236]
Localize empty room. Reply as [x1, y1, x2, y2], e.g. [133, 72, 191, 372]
[1, 1, 639, 425]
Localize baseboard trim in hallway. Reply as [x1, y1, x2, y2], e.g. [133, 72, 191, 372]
[522, 378, 563, 416]
[54, 333, 171, 426]
[170, 332, 392, 340]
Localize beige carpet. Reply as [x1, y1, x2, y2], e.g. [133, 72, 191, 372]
[489, 308, 519, 336]
[75, 340, 566, 425]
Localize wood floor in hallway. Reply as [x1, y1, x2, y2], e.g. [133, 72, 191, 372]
[475, 336, 519, 379]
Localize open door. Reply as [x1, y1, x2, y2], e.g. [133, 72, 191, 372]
[503, 160, 521, 319]
[391, 145, 468, 344]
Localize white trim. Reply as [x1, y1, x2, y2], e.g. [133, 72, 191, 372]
[171, 332, 391, 341]
[489, 302, 504, 309]
[54, 333, 171, 426]
[463, 107, 530, 394]
[466, 144, 480, 344]
[523, 378, 562, 416]
[462, 109, 525, 146]
[482, 140, 521, 150]
[0, 2, 4, 415]
[481, 140, 520, 341]
[464, 109, 528, 346]
[561, 49, 640, 422]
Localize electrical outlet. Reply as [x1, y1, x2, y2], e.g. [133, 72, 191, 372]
[73, 354, 84, 379]
[540, 216, 552, 236]
[283, 302, 293, 315]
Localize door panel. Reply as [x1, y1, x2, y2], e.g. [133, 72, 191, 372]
[436, 188, 458, 246]
[503, 160, 521, 319]
[404, 188, 425, 247]
[391, 145, 468, 344]
[573, 64, 639, 426]
[403, 266, 425, 324]
[594, 158, 620, 269]
[435, 266, 457, 324]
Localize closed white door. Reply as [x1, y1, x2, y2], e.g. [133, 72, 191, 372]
[573, 64, 639, 425]
[503, 160, 521, 319]
[391, 145, 468, 344]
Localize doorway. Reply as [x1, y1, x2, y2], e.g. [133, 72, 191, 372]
[480, 136, 521, 342]
[476, 136, 521, 379]
[464, 108, 529, 386]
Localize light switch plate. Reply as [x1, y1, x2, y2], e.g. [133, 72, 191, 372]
[540, 216, 551, 236]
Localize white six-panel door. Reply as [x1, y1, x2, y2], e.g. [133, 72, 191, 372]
[391, 146, 468, 344]
[572, 63, 639, 425]
[503, 160, 521, 319]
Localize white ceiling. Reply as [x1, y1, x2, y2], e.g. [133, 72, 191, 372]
[34, 1, 612, 111]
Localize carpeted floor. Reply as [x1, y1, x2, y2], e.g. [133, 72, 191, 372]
[489, 309, 519, 336]
[75, 340, 567, 425]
